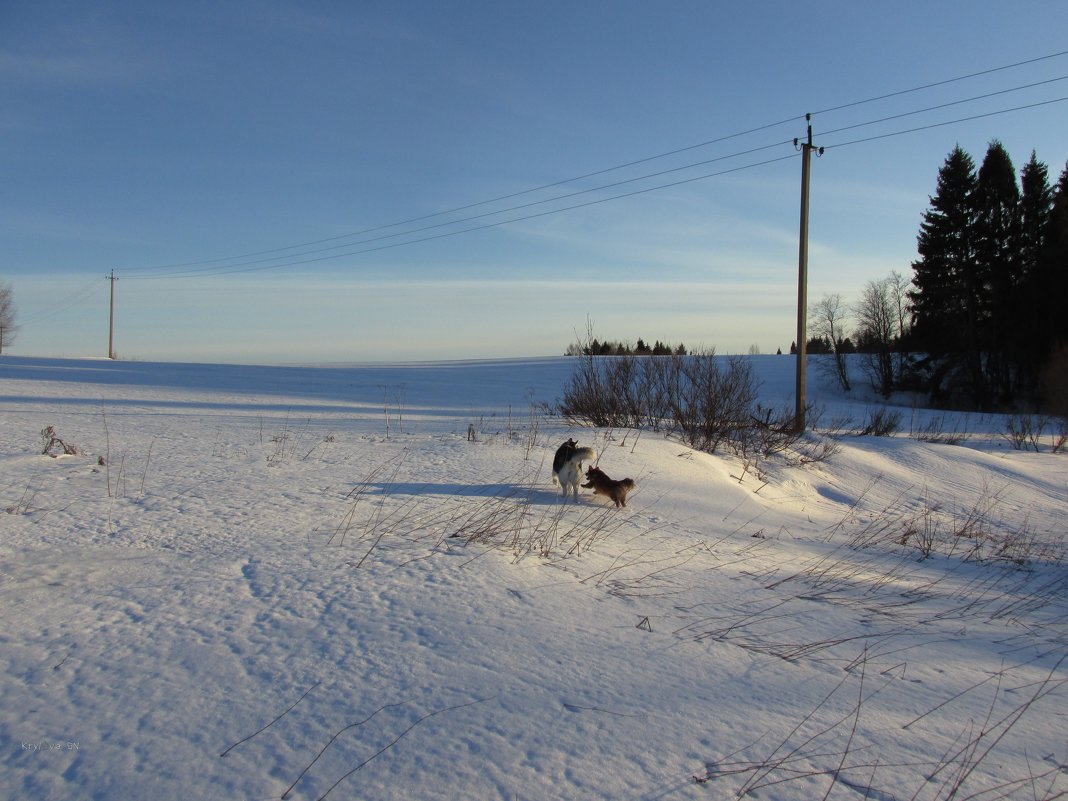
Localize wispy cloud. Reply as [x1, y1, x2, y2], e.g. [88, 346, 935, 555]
[0, 14, 163, 89]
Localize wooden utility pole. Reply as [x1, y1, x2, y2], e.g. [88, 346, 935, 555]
[793, 114, 823, 433]
[107, 270, 117, 359]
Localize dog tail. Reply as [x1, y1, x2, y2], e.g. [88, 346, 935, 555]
[572, 447, 596, 463]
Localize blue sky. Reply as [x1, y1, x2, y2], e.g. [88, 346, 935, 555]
[3, 1, 1067, 363]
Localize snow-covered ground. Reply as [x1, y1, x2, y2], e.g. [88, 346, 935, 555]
[1, 354, 1065, 801]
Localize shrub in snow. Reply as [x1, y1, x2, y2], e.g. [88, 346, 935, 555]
[40, 426, 80, 457]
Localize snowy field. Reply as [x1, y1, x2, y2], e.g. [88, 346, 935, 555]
[1, 354, 1066, 801]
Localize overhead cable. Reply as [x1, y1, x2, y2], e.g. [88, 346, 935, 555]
[823, 95, 1068, 150]
[812, 49, 1068, 116]
[150, 153, 801, 278]
[122, 49, 1068, 277]
[128, 138, 797, 278]
[820, 75, 1068, 139]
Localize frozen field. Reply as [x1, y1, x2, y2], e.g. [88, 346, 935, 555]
[1, 354, 1065, 800]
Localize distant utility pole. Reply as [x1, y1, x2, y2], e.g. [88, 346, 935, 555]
[107, 269, 117, 359]
[793, 114, 824, 433]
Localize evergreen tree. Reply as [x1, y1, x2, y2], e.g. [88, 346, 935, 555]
[805, 336, 832, 354]
[1041, 163, 1068, 351]
[910, 146, 978, 360]
[908, 145, 1067, 409]
[1016, 151, 1052, 386]
[1019, 152, 1052, 277]
[973, 140, 1021, 403]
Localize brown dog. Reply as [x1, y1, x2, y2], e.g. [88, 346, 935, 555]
[582, 465, 635, 507]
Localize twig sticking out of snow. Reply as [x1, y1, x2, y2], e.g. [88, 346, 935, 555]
[281, 700, 407, 799]
[219, 680, 322, 758]
[284, 697, 488, 801]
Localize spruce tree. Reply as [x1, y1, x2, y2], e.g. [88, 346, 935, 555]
[1019, 152, 1052, 276]
[909, 146, 978, 399]
[1041, 163, 1068, 351]
[973, 140, 1021, 403]
[1016, 152, 1052, 387]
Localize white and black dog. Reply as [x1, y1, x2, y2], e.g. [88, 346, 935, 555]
[551, 438, 597, 501]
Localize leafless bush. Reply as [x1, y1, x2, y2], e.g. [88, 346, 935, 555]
[745, 404, 801, 458]
[1002, 413, 1063, 452]
[910, 411, 967, 444]
[40, 425, 80, 457]
[668, 353, 757, 454]
[560, 345, 844, 481]
[560, 349, 762, 452]
[858, 407, 901, 437]
[559, 322, 750, 439]
[789, 436, 842, 467]
[1004, 413, 1035, 451]
[1052, 419, 1068, 454]
[558, 351, 625, 428]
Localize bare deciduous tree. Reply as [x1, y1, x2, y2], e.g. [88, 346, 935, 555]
[0, 282, 17, 353]
[856, 278, 897, 397]
[887, 270, 912, 343]
[809, 293, 852, 391]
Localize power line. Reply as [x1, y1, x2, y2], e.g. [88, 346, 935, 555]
[123, 121, 803, 276]
[150, 153, 802, 278]
[120, 49, 1068, 278]
[823, 95, 1068, 151]
[17, 278, 102, 328]
[124, 90, 1066, 280]
[128, 137, 797, 279]
[820, 75, 1068, 139]
[132, 88, 1068, 280]
[812, 49, 1068, 116]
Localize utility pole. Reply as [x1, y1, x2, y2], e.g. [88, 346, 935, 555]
[793, 114, 823, 433]
[107, 270, 117, 360]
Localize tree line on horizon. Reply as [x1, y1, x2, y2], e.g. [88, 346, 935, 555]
[565, 337, 689, 357]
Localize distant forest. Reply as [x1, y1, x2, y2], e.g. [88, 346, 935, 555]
[565, 338, 688, 357]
